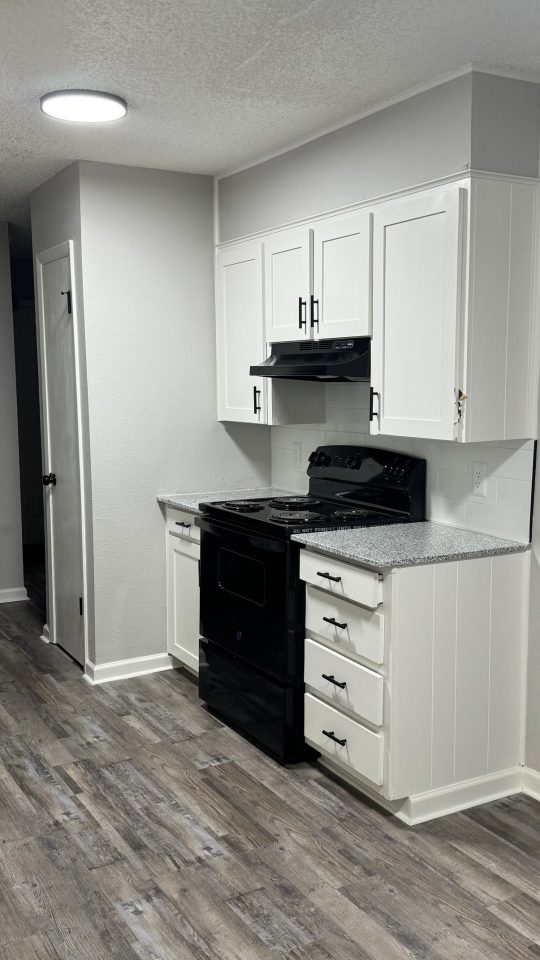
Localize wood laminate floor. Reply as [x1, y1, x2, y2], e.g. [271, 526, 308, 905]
[0, 599, 538, 959]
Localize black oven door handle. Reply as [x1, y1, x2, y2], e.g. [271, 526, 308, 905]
[321, 673, 346, 689]
[322, 616, 347, 629]
[317, 571, 341, 583]
[196, 515, 287, 554]
[322, 729, 347, 747]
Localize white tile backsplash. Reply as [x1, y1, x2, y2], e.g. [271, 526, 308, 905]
[271, 388, 534, 543]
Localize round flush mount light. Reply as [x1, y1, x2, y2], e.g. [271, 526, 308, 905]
[40, 89, 127, 123]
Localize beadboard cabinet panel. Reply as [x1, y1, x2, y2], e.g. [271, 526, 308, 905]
[463, 178, 537, 441]
[387, 551, 528, 800]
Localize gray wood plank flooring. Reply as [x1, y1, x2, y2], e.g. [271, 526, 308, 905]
[0, 599, 538, 959]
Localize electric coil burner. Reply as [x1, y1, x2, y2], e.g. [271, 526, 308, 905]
[197, 445, 426, 764]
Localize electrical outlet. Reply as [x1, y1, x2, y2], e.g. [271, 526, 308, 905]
[472, 461, 488, 497]
[292, 441, 302, 469]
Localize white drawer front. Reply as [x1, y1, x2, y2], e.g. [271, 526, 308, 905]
[305, 585, 384, 665]
[305, 638, 383, 726]
[300, 550, 382, 609]
[166, 508, 201, 543]
[305, 693, 384, 786]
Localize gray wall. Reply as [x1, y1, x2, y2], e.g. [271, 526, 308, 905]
[33, 161, 270, 669]
[77, 162, 270, 666]
[471, 72, 540, 177]
[218, 73, 473, 241]
[218, 72, 540, 242]
[0, 222, 24, 597]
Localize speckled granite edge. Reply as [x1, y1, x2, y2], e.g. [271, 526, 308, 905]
[291, 521, 530, 569]
[157, 487, 291, 515]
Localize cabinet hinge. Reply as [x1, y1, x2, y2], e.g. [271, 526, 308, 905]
[79, 596, 84, 616]
[454, 389, 468, 424]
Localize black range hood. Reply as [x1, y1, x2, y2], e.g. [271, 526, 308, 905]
[250, 337, 370, 382]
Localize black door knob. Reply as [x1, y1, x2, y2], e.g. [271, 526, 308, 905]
[42, 473, 56, 486]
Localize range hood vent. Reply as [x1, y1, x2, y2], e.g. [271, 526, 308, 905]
[250, 337, 370, 382]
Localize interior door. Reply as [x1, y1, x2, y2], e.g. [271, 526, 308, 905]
[216, 240, 265, 423]
[370, 187, 464, 440]
[40, 252, 84, 664]
[264, 227, 312, 342]
[313, 211, 372, 339]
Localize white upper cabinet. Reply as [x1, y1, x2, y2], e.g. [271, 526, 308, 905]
[264, 227, 312, 342]
[370, 187, 464, 441]
[216, 240, 265, 423]
[313, 211, 372, 340]
[370, 177, 537, 442]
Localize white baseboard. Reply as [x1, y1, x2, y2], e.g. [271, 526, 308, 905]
[317, 756, 525, 825]
[523, 766, 540, 801]
[0, 586, 28, 603]
[84, 652, 174, 685]
[401, 768, 524, 825]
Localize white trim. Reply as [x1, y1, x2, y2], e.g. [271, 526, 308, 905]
[401, 768, 524, 825]
[215, 170, 539, 248]
[84, 652, 174, 685]
[216, 65, 540, 180]
[35, 240, 89, 666]
[0, 587, 28, 603]
[523, 766, 540, 801]
[40, 623, 51, 644]
[318, 756, 527, 825]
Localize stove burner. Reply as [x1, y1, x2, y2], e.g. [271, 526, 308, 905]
[268, 496, 321, 510]
[223, 500, 264, 512]
[332, 508, 373, 518]
[270, 511, 324, 524]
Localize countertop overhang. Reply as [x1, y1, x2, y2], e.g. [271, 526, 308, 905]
[291, 521, 530, 569]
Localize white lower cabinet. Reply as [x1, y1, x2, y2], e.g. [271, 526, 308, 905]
[166, 513, 200, 673]
[302, 546, 529, 824]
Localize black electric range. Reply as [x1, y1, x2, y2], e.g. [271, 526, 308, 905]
[197, 446, 426, 763]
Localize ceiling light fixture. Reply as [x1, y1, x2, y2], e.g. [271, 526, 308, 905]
[40, 90, 127, 123]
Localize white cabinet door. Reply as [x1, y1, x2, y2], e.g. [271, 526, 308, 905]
[264, 227, 312, 342]
[216, 240, 265, 423]
[167, 533, 200, 673]
[371, 187, 465, 440]
[313, 212, 372, 339]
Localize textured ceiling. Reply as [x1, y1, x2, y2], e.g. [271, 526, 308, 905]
[3, 0, 540, 253]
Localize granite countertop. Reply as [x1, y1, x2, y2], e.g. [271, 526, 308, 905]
[157, 487, 291, 515]
[291, 521, 530, 569]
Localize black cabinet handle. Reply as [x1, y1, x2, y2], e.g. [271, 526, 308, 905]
[322, 729, 347, 747]
[322, 673, 346, 689]
[369, 387, 380, 422]
[298, 296, 307, 330]
[42, 473, 56, 486]
[323, 616, 347, 630]
[310, 295, 319, 328]
[175, 521, 192, 528]
[317, 571, 341, 583]
[253, 385, 262, 414]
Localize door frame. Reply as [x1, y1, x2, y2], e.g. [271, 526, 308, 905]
[35, 240, 89, 664]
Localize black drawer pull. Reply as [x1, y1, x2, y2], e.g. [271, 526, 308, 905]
[322, 729, 347, 747]
[175, 521, 192, 528]
[317, 571, 341, 583]
[322, 673, 346, 689]
[323, 616, 347, 630]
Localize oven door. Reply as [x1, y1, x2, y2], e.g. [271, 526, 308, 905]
[198, 516, 296, 682]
